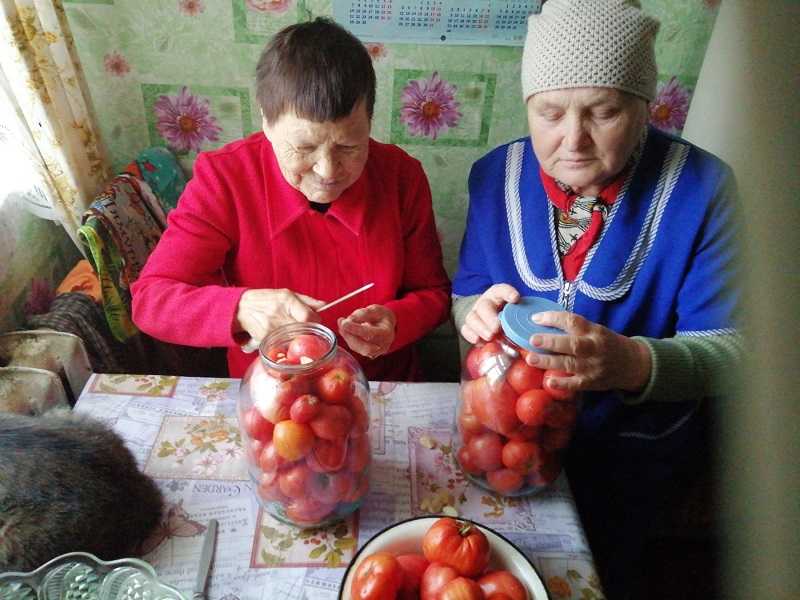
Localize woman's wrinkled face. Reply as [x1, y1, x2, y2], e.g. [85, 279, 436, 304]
[263, 101, 371, 203]
[527, 88, 647, 195]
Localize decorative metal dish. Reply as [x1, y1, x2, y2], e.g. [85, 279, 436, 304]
[0, 552, 186, 600]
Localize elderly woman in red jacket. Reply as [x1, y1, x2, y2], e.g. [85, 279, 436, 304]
[132, 18, 451, 381]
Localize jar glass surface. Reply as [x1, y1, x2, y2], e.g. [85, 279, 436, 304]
[455, 334, 579, 497]
[238, 322, 370, 528]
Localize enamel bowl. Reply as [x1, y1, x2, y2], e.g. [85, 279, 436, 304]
[339, 516, 549, 599]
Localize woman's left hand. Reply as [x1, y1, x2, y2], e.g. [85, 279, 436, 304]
[338, 304, 397, 360]
[524, 311, 652, 394]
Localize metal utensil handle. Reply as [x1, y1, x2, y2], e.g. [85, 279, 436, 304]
[192, 518, 218, 600]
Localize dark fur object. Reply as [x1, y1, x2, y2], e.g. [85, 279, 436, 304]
[0, 411, 163, 571]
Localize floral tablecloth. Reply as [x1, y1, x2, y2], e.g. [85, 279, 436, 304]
[75, 374, 604, 600]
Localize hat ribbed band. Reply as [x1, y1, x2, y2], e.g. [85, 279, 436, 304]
[522, 0, 660, 102]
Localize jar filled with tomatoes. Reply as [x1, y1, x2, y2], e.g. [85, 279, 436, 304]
[238, 322, 371, 528]
[455, 297, 579, 497]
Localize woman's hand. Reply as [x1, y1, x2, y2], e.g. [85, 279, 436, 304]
[338, 304, 397, 360]
[460, 284, 521, 344]
[524, 311, 652, 393]
[235, 288, 326, 344]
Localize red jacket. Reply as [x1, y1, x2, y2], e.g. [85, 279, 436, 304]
[131, 133, 451, 380]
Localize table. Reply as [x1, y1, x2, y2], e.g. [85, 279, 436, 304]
[75, 374, 605, 600]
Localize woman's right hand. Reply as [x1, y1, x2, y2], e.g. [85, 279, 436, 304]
[235, 288, 326, 346]
[460, 283, 521, 344]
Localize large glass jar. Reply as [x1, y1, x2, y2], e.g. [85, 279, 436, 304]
[238, 322, 371, 528]
[454, 297, 579, 497]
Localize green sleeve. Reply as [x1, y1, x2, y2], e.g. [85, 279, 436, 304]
[624, 334, 744, 404]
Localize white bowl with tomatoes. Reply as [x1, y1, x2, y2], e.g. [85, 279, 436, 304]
[339, 516, 549, 600]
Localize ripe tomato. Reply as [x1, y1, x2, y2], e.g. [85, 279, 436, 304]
[257, 472, 288, 503]
[242, 406, 274, 442]
[290, 394, 321, 423]
[458, 408, 484, 442]
[346, 433, 371, 472]
[310, 404, 353, 441]
[501, 440, 542, 474]
[504, 425, 540, 442]
[317, 367, 353, 404]
[349, 396, 370, 436]
[286, 334, 330, 363]
[506, 359, 545, 394]
[420, 563, 459, 600]
[285, 497, 335, 526]
[248, 438, 265, 465]
[464, 344, 484, 380]
[272, 420, 315, 461]
[541, 426, 572, 451]
[253, 392, 291, 424]
[422, 517, 490, 577]
[278, 463, 313, 498]
[527, 451, 561, 486]
[542, 370, 575, 401]
[466, 431, 504, 472]
[307, 438, 347, 472]
[486, 468, 524, 494]
[396, 553, 430, 600]
[465, 377, 520, 436]
[475, 341, 505, 372]
[351, 552, 403, 600]
[456, 445, 483, 476]
[477, 570, 528, 600]
[440, 577, 485, 600]
[544, 399, 577, 429]
[308, 471, 354, 504]
[486, 594, 514, 600]
[514, 389, 554, 427]
[258, 441, 289, 473]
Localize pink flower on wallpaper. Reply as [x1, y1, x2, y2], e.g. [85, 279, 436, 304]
[178, 0, 205, 16]
[24, 278, 54, 316]
[364, 42, 387, 62]
[246, 0, 293, 13]
[400, 72, 462, 140]
[103, 51, 130, 77]
[649, 76, 691, 134]
[153, 87, 222, 153]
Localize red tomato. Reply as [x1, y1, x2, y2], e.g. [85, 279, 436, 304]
[307, 438, 347, 472]
[242, 407, 274, 442]
[257, 472, 288, 503]
[527, 452, 561, 487]
[349, 395, 370, 436]
[248, 438, 266, 465]
[274, 376, 311, 405]
[542, 370, 575, 401]
[258, 441, 289, 473]
[475, 341, 504, 372]
[466, 432, 504, 472]
[458, 408, 485, 442]
[501, 440, 542, 474]
[346, 433, 371, 473]
[422, 518, 490, 577]
[440, 577, 485, 600]
[396, 553, 430, 599]
[544, 399, 577, 429]
[290, 394, 322, 424]
[456, 445, 484, 476]
[541, 427, 572, 451]
[265, 344, 288, 363]
[310, 404, 353, 441]
[514, 389, 554, 427]
[286, 334, 330, 363]
[285, 497, 335, 526]
[308, 471, 354, 504]
[477, 571, 528, 600]
[486, 468, 524, 494]
[486, 595, 514, 600]
[464, 344, 484, 380]
[253, 392, 291, 425]
[504, 425, 540, 442]
[317, 367, 353, 404]
[273, 420, 315, 461]
[351, 552, 403, 600]
[506, 359, 545, 394]
[420, 563, 459, 600]
[465, 377, 520, 436]
[278, 463, 313, 499]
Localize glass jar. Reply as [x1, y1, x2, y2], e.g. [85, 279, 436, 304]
[454, 296, 579, 497]
[238, 322, 371, 528]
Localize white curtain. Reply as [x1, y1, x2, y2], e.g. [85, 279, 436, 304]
[0, 0, 110, 246]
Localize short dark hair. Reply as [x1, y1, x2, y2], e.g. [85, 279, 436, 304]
[256, 18, 376, 124]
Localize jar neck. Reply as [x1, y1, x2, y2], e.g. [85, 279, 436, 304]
[258, 322, 338, 375]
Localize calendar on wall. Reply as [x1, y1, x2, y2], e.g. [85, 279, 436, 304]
[333, 1, 542, 46]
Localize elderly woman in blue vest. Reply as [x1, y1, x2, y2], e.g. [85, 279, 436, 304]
[453, 0, 741, 596]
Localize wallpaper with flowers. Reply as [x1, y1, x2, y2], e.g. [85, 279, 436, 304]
[59, 0, 717, 278]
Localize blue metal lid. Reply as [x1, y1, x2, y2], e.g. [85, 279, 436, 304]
[499, 296, 565, 353]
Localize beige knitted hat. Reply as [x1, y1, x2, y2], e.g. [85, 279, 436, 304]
[521, 0, 660, 102]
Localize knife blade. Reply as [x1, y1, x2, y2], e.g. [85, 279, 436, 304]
[192, 518, 218, 600]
